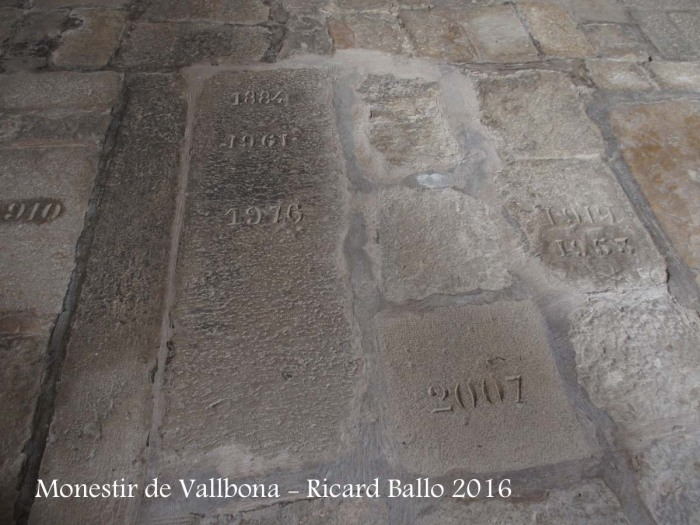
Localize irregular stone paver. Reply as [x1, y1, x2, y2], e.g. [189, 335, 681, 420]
[570, 0, 631, 24]
[611, 100, 700, 286]
[145, 0, 269, 25]
[477, 70, 604, 160]
[400, 6, 537, 63]
[51, 9, 125, 68]
[650, 61, 700, 89]
[570, 291, 700, 435]
[328, 12, 407, 54]
[416, 480, 628, 524]
[33, 0, 129, 7]
[377, 187, 510, 302]
[518, 3, 595, 58]
[30, 74, 186, 525]
[379, 302, 595, 475]
[157, 70, 357, 483]
[636, 430, 700, 525]
[497, 158, 666, 291]
[3, 10, 68, 71]
[357, 74, 460, 173]
[280, 11, 332, 58]
[582, 23, 653, 60]
[632, 10, 700, 60]
[116, 23, 270, 69]
[587, 59, 655, 90]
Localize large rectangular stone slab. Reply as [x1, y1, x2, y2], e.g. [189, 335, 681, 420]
[157, 70, 357, 481]
[497, 159, 666, 291]
[378, 301, 595, 475]
[30, 74, 187, 525]
[610, 101, 700, 287]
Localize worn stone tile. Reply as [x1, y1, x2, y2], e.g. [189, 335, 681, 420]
[52, 8, 125, 68]
[583, 23, 653, 60]
[416, 480, 628, 524]
[611, 101, 700, 285]
[400, 9, 478, 62]
[587, 59, 655, 90]
[145, 0, 269, 25]
[357, 74, 460, 172]
[519, 3, 595, 57]
[570, 0, 631, 23]
[379, 302, 595, 475]
[477, 70, 604, 160]
[337, 0, 390, 9]
[33, 0, 129, 7]
[0, 111, 112, 148]
[497, 158, 666, 291]
[328, 12, 407, 54]
[2, 10, 69, 71]
[0, 8, 22, 44]
[633, 10, 700, 60]
[0, 316, 51, 525]
[649, 61, 700, 89]
[376, 187, 510, 302]
[30, 74, 187, 525]
[570, 291, 700, 434]
[623, 0, 700, 9]
[636, 430, 700, 525]
[0, 71, 121, 110]
[280, 12, 332, 58]
[116, 22, 269, 69]
[668, 11, 700, 55]
[463, 5, 539, 62]
[155, 70, 357, 485]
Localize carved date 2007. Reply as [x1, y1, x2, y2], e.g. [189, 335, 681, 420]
[428, 375, 523, 414]
[226, 203, 303, 227]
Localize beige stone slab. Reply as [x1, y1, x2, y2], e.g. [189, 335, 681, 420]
[587, 59, 655, 90]
[416, 480, 628, 524]
[116, 23, 270, 69]
[611, 100, 700, 285]
[636, 430, 700, 525]
[570, 291, 700, 435]
[400, 9, 478, 63]
[157, 70, 357, 481]
[376, 187, 510, 302]
[649, 61, 700, 90]
[582, 23, 653, 61]
[497, 158, 666, 291]
[52, 9, 126, 68]
[328, 12, 408, 54]
[379, 302, 595, 475]
[357, 74, 460, 173]
[30, 74, 187, 525]
[145, 0, 269, 25]
[279, 11, 333, 58]
[0, 71, 121, 111]
[632, 10, 700, 60]
[477, 70, 604, 160]
[462, 5, 539, 63]
[519, 3, 595, 58]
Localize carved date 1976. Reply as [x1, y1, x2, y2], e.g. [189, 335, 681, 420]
[226, 203, 303, 226]
[1, 199, 63, 225]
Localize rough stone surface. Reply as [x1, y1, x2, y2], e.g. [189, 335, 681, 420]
[145, 0, 269, 25]
[570, 0, 631, 24]
[379, 302, 595, 475]
[587, 59, 655, 90]
[611, 100, 700, 285]
[649, 61, 700, 89]
[518, 3, 595, 58]
[328, 12, 407, 54]
[156, 70, 357, 483]
[30, 74, 186, 525]
[357, 74, 460, 172]
[570, 291, 700, 434]
[116, 23, 270, 69]
[636, 430, 700, 525]
[497, 158, 666, 291]
[280, 12, 332, 58]
[2, 10, 68, 71]
[0, 111, 113, 148]
[415, 480, 628, 524]
[583, 23, 653, 60]
[33, 0, 129, 7]
[633, 10, 700, 60]
[376, 187, 510, 302]
[400, 6, 537, 63]
[477, 70, 604, 160]
[51, 9, 125, 68]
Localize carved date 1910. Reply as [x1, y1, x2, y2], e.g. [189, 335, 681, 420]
[226, 203, 303, 226]
[1, 199, 63, 225]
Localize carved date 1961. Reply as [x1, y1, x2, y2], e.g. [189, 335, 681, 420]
[1, 199, 63, 225]
[226, 203, 303, 226]
[222, 133, 291, 149]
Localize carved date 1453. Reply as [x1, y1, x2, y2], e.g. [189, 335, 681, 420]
[226, 203, 303, 226]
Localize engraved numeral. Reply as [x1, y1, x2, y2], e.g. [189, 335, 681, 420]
[231, 90, 288, 106]
[554, 236, 634, 258]
[545, 205, 617, 226]
[428, 373, 523, 414]
[222, 133, 292, 148]
[1, 199, 63, 224]
[225, 202, 304, 227]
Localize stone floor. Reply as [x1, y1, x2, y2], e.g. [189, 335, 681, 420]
[1, 0, 699, 524]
